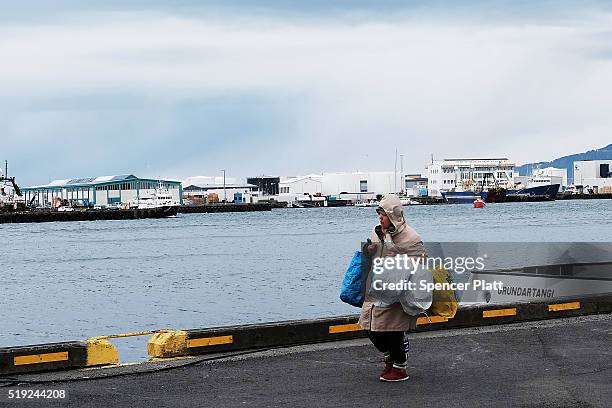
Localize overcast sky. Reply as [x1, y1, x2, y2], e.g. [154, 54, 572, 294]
[2, 1, 612, 185]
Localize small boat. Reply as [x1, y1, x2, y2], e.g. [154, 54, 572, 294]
[473, 199, 486, 208]
[355, 199, 379, 207]
[400, 197, 420, 206]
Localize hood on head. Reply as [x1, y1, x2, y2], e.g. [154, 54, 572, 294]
[377, 194, 405, 235]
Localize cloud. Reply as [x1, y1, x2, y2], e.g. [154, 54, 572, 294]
[1, 5, 611, 184]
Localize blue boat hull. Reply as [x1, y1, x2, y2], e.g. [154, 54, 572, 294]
[507, 184, 560, 199]
[441, 191, 488, 204]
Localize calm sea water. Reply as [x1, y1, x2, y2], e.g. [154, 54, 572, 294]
[1, 200, 610, 361]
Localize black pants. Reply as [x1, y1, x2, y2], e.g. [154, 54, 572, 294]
[367, 331, 407, 365]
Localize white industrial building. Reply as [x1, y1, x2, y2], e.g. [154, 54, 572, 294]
[277, 172, 402, 199]
[573, 160, 612, 193]
[275, 172, 404, 203]
[426, 158, 515, 197]
[322, 172, 400, 196]
[278, 175, 323, 195]
[275, 175, 324, 205]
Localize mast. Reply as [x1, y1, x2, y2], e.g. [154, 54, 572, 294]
[400, 154, 404, 195]
[394, 149, 398, 193]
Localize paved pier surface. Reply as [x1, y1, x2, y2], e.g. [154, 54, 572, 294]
[4, 314, 611, 407]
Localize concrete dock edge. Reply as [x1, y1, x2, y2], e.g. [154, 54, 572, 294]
[0, 340, 119, 375]
[147, 293, 612, 359]
[2, 293, 610, 375]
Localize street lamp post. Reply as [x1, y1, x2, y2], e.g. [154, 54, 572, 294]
[221, 169, 226, 203]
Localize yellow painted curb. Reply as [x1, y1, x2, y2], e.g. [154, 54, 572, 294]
[417, 316, 449, 325]
[549, 301, 581, 312]
[147, 330, 188, 358]
[84, 339, 119, 366]
[483, 308, 517, 318]
[329, 323, 363, 334]
[14, 352, 69, 366]
[187, 335, 233, 348]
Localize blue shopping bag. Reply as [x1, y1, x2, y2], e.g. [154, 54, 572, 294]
[340, 250, 366, 307]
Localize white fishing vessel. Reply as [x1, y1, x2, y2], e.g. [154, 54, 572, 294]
[400, 197, 420, 206]
[355, 199, 379, 207]
[0, 161, 26, 211]
[132, 182, 180, 213]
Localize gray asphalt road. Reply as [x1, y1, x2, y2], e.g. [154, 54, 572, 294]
[3, 315, 611, 408]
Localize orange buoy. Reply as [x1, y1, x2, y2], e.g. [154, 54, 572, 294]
[473, 199, 486, 208]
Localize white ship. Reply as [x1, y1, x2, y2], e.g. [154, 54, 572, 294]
[400, 197, 421, 206]
[355, 199, 379, 207]
[0, 162, 26, 211]
[132, 182, 180, 213]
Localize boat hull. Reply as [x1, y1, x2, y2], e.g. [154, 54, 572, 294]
[507, 184, 560, 199]
[441, 191, 488, 204]
[461, 270, 612, 305]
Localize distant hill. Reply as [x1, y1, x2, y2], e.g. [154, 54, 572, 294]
[516, 144, 612, 184]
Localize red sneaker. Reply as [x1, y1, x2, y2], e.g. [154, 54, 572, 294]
[380, 366, 409, 382]
[381, 360, 394, 377]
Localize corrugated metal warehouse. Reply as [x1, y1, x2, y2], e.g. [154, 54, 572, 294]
[23, 175, 182, 207]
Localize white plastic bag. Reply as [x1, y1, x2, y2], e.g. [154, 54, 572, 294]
[399, 262, 433, 316]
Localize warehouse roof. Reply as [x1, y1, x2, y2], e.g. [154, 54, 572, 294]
[280, 175, 323, 184]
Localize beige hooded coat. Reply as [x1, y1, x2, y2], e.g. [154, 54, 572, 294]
[358, 194, 425, 332]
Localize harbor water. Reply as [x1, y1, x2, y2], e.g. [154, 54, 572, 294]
[1, 200, 611, 361]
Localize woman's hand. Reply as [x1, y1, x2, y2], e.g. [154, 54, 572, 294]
[362, 239, 378, 257]
[366, 243, 379, 256]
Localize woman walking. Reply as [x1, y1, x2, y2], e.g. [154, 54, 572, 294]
[358, 194, 426, 382]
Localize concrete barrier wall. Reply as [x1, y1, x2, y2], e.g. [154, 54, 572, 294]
[147, 316, 363, 358]
[148, 293, 612, 358]
[1, 293, 610, 375]
[0, 339, 118, 375]
[0, 207, 178, 224]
